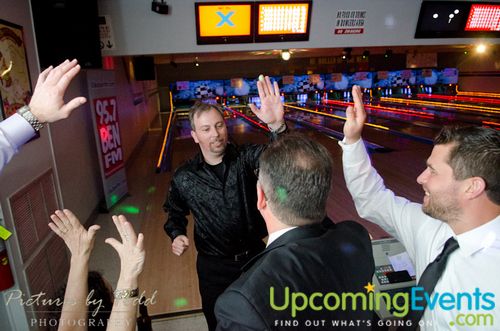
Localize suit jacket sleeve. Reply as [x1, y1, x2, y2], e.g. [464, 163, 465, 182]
[0, 114, 35, 173]
[215, 290, 268, 331]
[163, 176, 189, 241]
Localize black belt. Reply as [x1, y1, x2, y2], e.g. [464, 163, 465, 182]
[233, 249, 251, 262]
[199, 243, 264, 262]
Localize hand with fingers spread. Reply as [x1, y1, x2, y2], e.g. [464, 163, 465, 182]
[105, 215, 145, 331]
[343, 85, 367, 144]
[249, 75, 285, 131]
[0, 59, 87, 173]
[49, 209, 100, 260]
[105, 215, 145, 281]
[29, 59, 87, 123]
[49, 209, 100, 331]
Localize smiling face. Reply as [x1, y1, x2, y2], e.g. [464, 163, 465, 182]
[416, 143, 463, 222]
[191, 107, 228, 163]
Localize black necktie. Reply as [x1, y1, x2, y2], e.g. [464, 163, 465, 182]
[400, 237, 459, 331]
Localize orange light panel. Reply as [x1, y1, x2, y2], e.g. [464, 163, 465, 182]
[198, 4, 252, 37]
[258, 3, 309, 35]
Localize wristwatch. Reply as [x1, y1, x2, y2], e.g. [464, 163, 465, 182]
[17, 105, 44, 132]
[269, 121, 287, 134]
[114, 288, 139, 299]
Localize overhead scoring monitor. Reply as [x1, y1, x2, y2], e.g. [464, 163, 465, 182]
[255, 1, 312, 42]
[194, 1, 313, 44]
[465, 4, 500, 32]
[415, 1, 500, 38]
[195, 2, 253, 44]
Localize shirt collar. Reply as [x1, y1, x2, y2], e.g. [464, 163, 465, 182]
[195, 142, 235, 167]
[266, 226, 298, 247]
[455, 215, 500, 257]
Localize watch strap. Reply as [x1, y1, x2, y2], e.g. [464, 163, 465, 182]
[114, 288, 139, 299]
[17, 105, 44, 132]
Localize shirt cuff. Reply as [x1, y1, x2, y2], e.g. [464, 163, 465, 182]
[0, 114, 36, 151]
[338, 137, 368, 166]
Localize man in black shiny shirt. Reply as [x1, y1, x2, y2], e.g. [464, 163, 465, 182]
[164, 76, 286, 331]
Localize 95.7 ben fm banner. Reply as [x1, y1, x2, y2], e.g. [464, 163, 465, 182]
[93, 97, 123, 177]
[87, 70, 128, 210]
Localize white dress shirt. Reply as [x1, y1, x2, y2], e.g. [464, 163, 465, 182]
[0, 114, 35, 172]
[340, 138, 500, 331]
[266, 226, 297, 247]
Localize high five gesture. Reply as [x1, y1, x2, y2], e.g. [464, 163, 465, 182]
[343, 85, 367, 144]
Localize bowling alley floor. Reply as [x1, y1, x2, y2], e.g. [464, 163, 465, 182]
[86, 116, 432, 330]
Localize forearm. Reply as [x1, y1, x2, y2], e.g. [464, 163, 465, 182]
[164, 182, 189, 240]
[341, 139, 403, 232]
[164, 216, 187, 240]
[340, 138, 425, 256]
[0, 114, 36, 171]
[58, 256, 89, 331]
[106, 275, 139, 331]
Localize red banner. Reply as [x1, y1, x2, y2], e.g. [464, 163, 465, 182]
[334, 28, 364, 34]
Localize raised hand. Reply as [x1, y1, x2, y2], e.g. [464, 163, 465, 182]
[343, 85, 367, 144]
[105, 215, 145, 280]
[49, 209, 100, 259]
[29, 59, 87, 123]
[249, 75, 285, 131]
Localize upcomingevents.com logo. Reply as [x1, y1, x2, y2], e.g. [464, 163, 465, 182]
[268, 284, 495, 327]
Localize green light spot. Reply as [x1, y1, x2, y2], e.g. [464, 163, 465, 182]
[147, 186, 156, 194]
[110, 195, 118, 205]
[449, 321, 455, 326]
[276, 187, 288, 203]
[174, 297, 188, 308]
[116, 205, 141, 214]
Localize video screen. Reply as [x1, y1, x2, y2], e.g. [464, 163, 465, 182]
[350, 71, 373, 88]
[416, 69, 440, 86]
[172, 80, 225, 101]
[224, 78, 258, 96]
[438, 68, 459, 84]
[374, 70, 415, 88]
[324, 73, 349, 90]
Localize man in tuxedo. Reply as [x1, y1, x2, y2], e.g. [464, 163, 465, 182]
[215, 134, 375, 330]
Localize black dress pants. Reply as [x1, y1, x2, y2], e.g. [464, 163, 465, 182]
[196, 253, 255, 331]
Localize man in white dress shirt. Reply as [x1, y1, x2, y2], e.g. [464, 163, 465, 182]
[340, 85, 500, 330]
[0, 59, 85, 172]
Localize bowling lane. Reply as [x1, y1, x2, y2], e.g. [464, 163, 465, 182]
[322, 96, 500, 125]
[286, 93, 499, 143]
[288, 102, 439, 142]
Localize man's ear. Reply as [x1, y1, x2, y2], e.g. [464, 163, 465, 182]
[464, 177, 486, 200]
[191, 130, 199, 144]
[257, 182, 267, 211]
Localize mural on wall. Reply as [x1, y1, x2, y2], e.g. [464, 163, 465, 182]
[171, 68, 458, 101]
[0, 19, 32, 120]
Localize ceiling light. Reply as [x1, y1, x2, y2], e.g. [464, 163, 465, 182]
[476, 44, 487, 54]
[281, 50, 291, 61]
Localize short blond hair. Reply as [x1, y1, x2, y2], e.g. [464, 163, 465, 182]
[189, 101, 225, 130]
